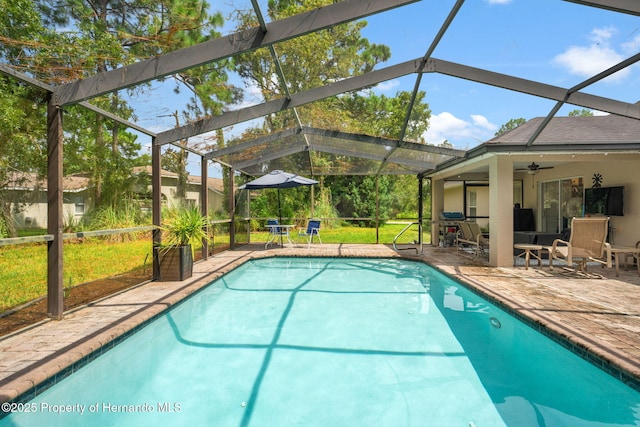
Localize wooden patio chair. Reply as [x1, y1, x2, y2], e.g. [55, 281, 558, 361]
[544, 217, 612, 277]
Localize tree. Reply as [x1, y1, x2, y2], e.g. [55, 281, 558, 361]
[327, 90, 431, 222]
[27, 1, 240, 209]
[495, 118, 526, 136]
[233, 0, 392, 131]
[568, 109, 594, 117]
[231, 0, 431, 224]
[0, 0, 50, 236]
[341, 91, 431, 139]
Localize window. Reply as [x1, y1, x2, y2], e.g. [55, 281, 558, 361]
[74, 197, 85, 215]
[468, 190, 477, 220]
[464, 183, 489, 228]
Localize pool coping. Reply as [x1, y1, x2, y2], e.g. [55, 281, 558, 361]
[1, 243, 639, 407]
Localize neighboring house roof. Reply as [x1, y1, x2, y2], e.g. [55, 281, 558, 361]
[132, 166, 224, 194]
[5, 172, 90, 193]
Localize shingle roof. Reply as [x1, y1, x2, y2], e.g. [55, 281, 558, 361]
[132, 166, 223, 193]
[487, 115, 640, 146]
[5, 173, 90, 192]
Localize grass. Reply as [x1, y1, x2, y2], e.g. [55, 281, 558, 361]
[0, 239, 153, 311]
[250, 222, 431, 245]
[0, 223, 430, 312]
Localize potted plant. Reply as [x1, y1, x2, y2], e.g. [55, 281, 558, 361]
[154, 205, 209, 281]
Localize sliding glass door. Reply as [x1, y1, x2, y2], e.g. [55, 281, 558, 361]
[539, 177, 583, 233]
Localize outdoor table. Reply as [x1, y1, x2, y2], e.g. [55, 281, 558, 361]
[514, 243, 543, 269]
[607, 246, 640, 277]
[265, 224, 296, 248]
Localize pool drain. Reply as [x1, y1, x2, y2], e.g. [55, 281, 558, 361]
[490, 317, 501, 329]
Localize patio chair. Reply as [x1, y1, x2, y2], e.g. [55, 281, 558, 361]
[544, 217, 612, 277]
[265, 219, 288, 248]
[298, 219, 322, 248]
[456, 221, 488, 257]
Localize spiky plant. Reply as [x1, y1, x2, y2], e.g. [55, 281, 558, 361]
[161, 205, 209, 252]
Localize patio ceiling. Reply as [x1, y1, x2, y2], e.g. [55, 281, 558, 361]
[2, 0, 640, 178]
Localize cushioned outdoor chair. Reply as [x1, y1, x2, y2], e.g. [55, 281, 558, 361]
[544, 216, 612, 277]
[298, 219, 322, 248]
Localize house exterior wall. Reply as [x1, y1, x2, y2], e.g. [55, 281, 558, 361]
[469, 185, 490, 229]
[10, 173, 225, 230]
[160, 176, 225, 214]
[522, 155, 639, 247]
[11, 189, 93, 230]
[443, 185, 463, 213]
[443, 184, 489, 228]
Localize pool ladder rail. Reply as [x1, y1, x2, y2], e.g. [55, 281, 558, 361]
[393, 221, 424, 255]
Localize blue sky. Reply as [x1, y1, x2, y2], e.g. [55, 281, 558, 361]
[359, 0, 640, 149]
[128, 0, 640, 174]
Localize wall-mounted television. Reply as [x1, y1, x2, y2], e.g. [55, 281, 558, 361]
[584, 186, 624, 216]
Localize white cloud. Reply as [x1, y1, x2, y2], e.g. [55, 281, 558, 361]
[470, 114, 495, 131]
[375, 79, 400, 92]
[589, 26, 617, 44]
[621, 34, 640, 55]
[423, 112, 497, 148]
[553, 27, 631, 81]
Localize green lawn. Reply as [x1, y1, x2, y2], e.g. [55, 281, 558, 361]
[250, 222, 430, 245]
[0, 223, 430, 312]
[0, 239, 153, 311]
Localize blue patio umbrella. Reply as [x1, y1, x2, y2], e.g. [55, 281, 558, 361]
[238, 170, 318, 245]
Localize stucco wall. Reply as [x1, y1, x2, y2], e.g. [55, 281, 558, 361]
[519, 155, 638, 247]
[11, 189, 92, 230]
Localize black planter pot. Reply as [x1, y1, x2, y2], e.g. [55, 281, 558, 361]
[154, 245, 193, 281]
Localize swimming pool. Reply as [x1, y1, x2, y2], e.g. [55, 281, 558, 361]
[1, 257, 639, 426]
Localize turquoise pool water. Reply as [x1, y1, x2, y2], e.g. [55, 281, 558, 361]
[1, 257, 639, 426]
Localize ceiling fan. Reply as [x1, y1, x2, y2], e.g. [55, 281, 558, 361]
[515, 162, 553, 175]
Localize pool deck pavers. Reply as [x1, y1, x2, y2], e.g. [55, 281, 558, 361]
[1, 243, 640, 402]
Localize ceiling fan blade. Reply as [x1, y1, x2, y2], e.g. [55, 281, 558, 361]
[514, 164, 554, 172]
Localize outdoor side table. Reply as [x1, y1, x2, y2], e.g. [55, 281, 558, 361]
[265, 224, 296, 248]
[514, 243, 543, 269]
[607, 246, 640, 277]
